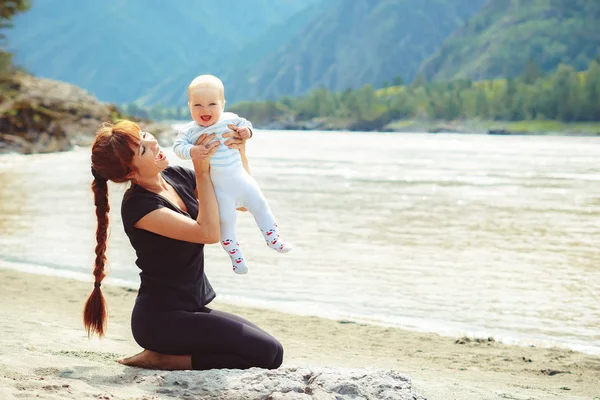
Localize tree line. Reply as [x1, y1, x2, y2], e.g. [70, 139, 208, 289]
[126, 58, 600, 127]
[228, 59, 600, 126]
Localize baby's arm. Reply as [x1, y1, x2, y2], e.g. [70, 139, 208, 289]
[173, 127, 193, 160]
[174, 126, 212, 160]
[236, 116, 252, 129]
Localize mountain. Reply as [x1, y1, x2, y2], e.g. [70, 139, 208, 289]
[7, 0, 318, 104]
[226, 0, 488, 101]
[17, 0, 597, 107]
[418, 0, 600, 81]
[138, 1, 329, 106]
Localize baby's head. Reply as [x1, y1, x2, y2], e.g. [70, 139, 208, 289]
[188, 74, 226, 127]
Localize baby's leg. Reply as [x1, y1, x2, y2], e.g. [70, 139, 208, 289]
[216, 190, 249, 274]
[242, 176, 292, 254]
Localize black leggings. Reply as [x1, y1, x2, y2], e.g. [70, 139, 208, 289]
[131, 305, 284, 370]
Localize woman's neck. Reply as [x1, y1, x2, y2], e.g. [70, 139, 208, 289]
[136, 174, 169, 193]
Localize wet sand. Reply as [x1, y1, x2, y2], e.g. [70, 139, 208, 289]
[0, 266, 598, 399]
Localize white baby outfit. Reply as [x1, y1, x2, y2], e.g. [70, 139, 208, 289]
[174, 112, 291, 274]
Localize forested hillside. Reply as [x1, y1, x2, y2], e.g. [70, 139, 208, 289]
[7, 0, 600, 110]
[8, 0, 487, 105]
[7, 0, 318, 104]
[229, 0, 487, 101]
[223, 59, 600, 132]
[138, 1, 329, 106]
[419, 0, 600, 81]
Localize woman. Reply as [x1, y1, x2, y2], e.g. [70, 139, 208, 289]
[84, 120, 283, 370]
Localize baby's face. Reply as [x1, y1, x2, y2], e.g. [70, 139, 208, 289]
[188, 86, 225, 127]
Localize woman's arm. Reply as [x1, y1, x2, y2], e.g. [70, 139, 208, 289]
[238, 142, 251, 175]
[135, 133, 221, 244]
[223, 126, 251, 211]
[191, 159, 220, 242]
[235, 144, 250, 212]
[223, 126, 251, 175]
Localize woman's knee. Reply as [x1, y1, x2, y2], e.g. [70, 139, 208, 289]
[253, 336, 284, 369]
[268, 339, 284, 369]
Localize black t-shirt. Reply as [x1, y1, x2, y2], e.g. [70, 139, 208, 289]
[121, 165, 216, 311]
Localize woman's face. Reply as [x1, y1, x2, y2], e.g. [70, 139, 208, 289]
[130, 131, 168, 179]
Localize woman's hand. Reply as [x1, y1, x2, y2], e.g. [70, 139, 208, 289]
[192, 133, 219, 172]
[191, 133, 219, 160]
[223, 124, 252, 149]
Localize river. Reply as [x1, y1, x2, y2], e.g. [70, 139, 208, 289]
[0, 129, 598, 355]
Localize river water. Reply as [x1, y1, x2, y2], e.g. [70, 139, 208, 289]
[0, 129, 598, 355]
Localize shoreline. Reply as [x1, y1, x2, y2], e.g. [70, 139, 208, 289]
[3, 121, 600, 156]
[3, 258, 597, 359]
[254, 118, 600, 137]
[1, 265, 599, 399]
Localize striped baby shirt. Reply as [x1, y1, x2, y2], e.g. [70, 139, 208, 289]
[173, 112, 252, 169]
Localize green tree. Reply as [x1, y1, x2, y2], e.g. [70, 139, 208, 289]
[220, 58, 600, 126]
[310, 87, 336, 117]
[583, 61, 600, 121]
[474, 89, 489, 119]
[410, 73, 426, 88]
[518, 85, 537, 120]
[340, 85, 378, 121]
[552, 64, 581, 121]
[148, 104, 162, 120]
[356, 84, 377, 120]
[389, 90, 412, 118]
[521, 58, 544, 84]
[1, 0, 31, 73]
[125, 103, 149, 119]
[392, 75, 404, 86]
[280, 96, 294, 109]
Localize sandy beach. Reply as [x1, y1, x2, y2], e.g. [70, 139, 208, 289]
[0, 266, 598, 400]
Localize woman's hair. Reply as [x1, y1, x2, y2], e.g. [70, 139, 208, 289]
[83, 120, 141, 337]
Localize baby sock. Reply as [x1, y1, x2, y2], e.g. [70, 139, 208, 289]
[262, 223, 293, 253]
[221, 239, 248, 274]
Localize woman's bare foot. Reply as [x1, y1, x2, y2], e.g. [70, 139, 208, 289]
[118, 350, 192, 370]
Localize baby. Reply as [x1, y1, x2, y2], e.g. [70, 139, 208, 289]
[174, 74, 292, 274]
